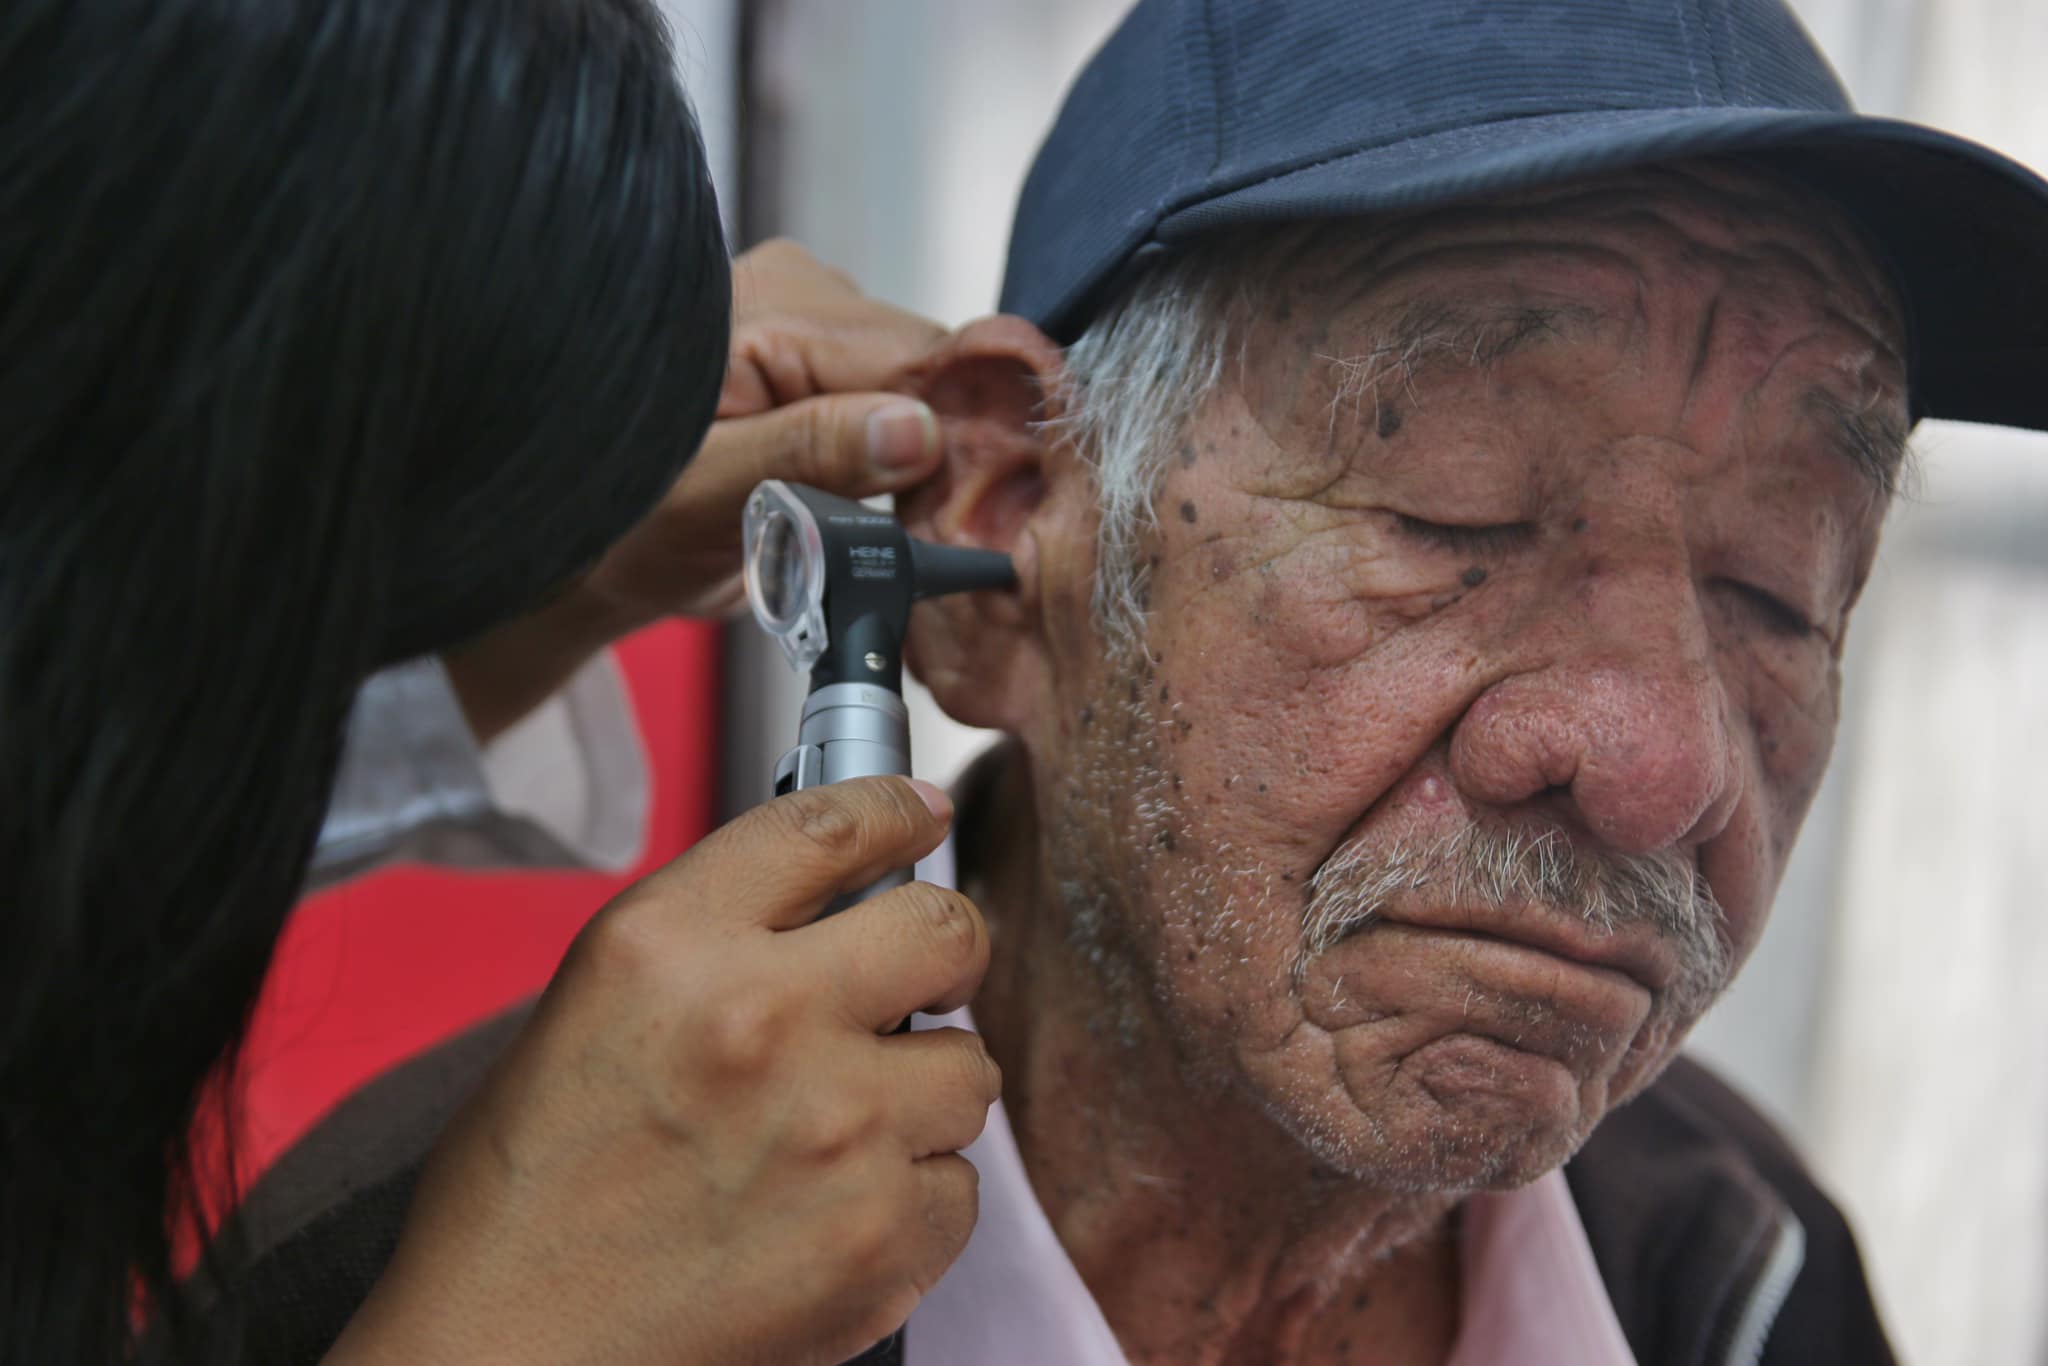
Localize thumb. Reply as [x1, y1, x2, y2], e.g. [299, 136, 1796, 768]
[691, 393, 942, 516]
[636, 775, 955, 932]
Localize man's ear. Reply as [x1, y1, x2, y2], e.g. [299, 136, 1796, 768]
[893, 315, 1068, 732]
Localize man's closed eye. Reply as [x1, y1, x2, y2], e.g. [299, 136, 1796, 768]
[1390, 514, 1536, 556]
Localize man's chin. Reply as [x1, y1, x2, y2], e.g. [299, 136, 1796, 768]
[1277, 1033, 1606, 1193]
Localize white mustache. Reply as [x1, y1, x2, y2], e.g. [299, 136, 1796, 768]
[1296, 824, 1730, 1008]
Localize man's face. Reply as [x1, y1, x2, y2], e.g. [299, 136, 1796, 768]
[1024, 165, 1906, 1190]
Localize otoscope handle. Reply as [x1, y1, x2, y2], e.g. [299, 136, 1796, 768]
[771, 683, 917, 1366]
[773, 682, 915, 916]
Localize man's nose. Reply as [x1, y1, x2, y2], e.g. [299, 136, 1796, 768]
[1446, 554, 1746, 856]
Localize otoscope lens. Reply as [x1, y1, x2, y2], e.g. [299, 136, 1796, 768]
[752, 508, 803, 625]
[743, 480, 831, 675]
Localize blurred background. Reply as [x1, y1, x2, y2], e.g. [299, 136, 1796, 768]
[258, 3, 2048, 1363]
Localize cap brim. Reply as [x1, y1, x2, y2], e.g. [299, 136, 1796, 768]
[1059, 108, 2048, 433]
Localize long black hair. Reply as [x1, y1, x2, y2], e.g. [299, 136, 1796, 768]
[0, 0, 730, 1358]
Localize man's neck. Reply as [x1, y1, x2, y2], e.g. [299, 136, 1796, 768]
[956, 744, 1464, 1366]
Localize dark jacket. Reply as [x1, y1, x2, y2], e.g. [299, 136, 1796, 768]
[201, 1006, 1895, 1365]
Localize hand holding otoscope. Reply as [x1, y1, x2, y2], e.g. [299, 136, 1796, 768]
[363, 490, 1014, 1366]
[744, 479, 1016, 910]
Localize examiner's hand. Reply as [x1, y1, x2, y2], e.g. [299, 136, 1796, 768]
[327, 777, 998, 1366]
[445, 239, 947, 741]
[578, 238, 948, 626]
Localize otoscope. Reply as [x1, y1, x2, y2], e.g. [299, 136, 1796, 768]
[742, 479, 1016, 909]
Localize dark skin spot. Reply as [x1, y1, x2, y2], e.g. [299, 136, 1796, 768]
[1177, 440, 1197, 468]
[1461, 565, 1488, 588]
[1572, 516, 1590, 534]
[1159, 684, 1171, 703]
[1376, 404, 1402, 439]
[1079, 704, 1094, 728]
[1256, 782, 1267, 793]
[1179, 500, 1199, 524]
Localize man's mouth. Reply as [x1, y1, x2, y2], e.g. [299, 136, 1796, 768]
[1347, 902, 1680, 996]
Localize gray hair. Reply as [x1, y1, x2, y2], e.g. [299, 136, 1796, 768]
[1053, 238, 1260, 646]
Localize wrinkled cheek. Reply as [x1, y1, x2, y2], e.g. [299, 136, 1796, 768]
[1137, 856, 1321, 1057]
[1146, 576, 1348, 767]
[1174, 528, 1431, 666]
[1700, 813, 1780, 973]
[1246, 552, 1442, 675]
[1744, 675, 1840, 867]
[1149, 564, 1461, 868]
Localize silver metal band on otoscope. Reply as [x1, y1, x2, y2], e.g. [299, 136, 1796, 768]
[774, 682, 915, 905]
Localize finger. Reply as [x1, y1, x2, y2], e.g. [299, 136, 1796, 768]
[877, 1027, 1003, 1158]
[722, 239, 948, 414]
[909, 1153, 981, 1286]
[723, 313, 949, 417]
[638, 777, 953, 931]
[676, 393, 941, 548]
[728, 236, 865, 325]
[796, 881, 991, 1030]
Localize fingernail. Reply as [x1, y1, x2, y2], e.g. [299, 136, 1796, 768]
[908, 778, 953, 824]
[866, 400, 939, 476]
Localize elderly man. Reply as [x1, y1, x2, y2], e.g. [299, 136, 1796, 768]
[214, 1, 2048, 1363]
[879, 0, 2046, 1362]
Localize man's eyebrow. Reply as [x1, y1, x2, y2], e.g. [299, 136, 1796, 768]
[1804, 388, 1911, 498]
[1385, 299, 1606, 369]
[1321, 299, 1606, 420]
[1317, 299, 1912, 494]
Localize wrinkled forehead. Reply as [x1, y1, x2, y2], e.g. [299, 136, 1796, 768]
[1261, 159, 1903, 337]
[1216, 160, 1912, 483]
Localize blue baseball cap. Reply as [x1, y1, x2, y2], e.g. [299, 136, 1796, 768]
[999, 0, 2048, 432]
